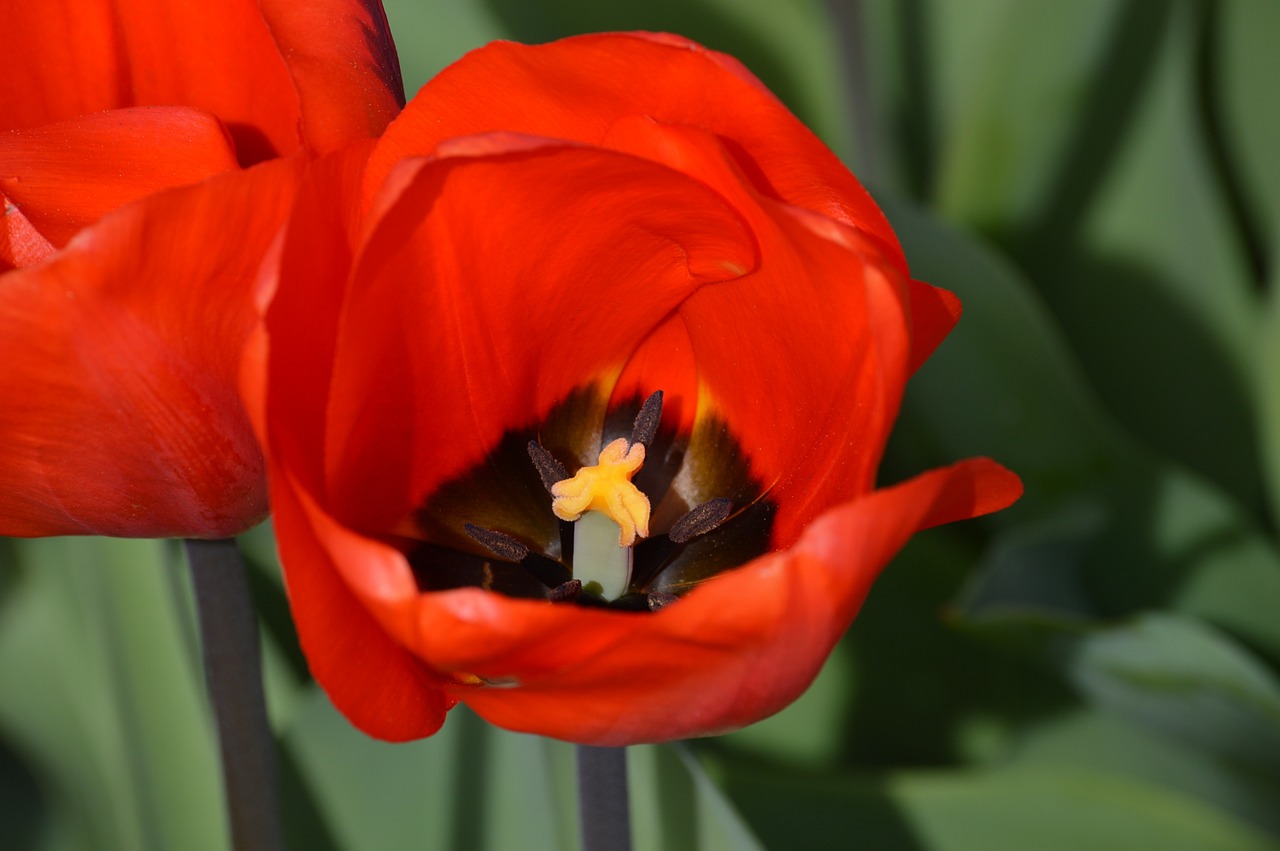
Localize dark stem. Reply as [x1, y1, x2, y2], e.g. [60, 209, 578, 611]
[184, 538, 284, 851]
[824, 0, 881, 182]
[576, 745, 632, 851]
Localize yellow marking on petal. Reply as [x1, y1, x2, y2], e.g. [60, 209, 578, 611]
[550, 437, 651, 546]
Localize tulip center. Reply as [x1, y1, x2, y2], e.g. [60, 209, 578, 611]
[407, 385, 776, 611]
[550, 438, 651, 546]
[546, 437, 651, 599]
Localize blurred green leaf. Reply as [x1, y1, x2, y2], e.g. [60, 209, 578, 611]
[720, 761, 1280, 850]
[929, 0, 1139, 228]
[286, 689, 764, 851]
[881, 194, 1123, 510]
[899, 0, 1264, 511]
[0, 735, 41, 850]
[1008, 709, 1280, 839]
[885, 193, 1280, 661]
[1067, 614, 1280, 773]
[0, 539, 228, 851]
[842, 529, 1073, 767]
[956, 613, 1280, 839]
[285, 694, 559, 851]
[1040, 0, 1263, 512]
[632, 745, 764, 851]
[1264, 284, 1280, 532]
[1216, 0, 1280, 270]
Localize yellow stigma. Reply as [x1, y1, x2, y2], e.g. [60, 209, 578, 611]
[550, 437, 651, 546]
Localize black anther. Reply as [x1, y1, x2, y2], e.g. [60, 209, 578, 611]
[668, 498, 733, 544]
[630, 390, 664, 447]
[527, 440, 570, 492]
[463, 524, 530, 561]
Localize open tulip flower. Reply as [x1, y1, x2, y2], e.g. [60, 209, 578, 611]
[0, 0, 402, 537]
[248, 33, 1023, 745]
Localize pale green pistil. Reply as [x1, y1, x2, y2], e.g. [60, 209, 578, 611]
[549, 437, 652, 601]
[572, 511, 634, 600]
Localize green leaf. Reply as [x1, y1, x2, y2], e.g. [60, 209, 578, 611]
[1009, 708, 1280, 838]
[881, 194, 1125, 510]
[1261, 281, 1280, 536]
[1042, 0, 1263, 512]
[285, 688, 767, 851]
[956, 614, 1280, 839]
[720, 762, 1280, 851]
[285, 694, 571, 851]
[1068, 614, 1280, 773]
[907, 0, 1263, 510]
[631, 745, 765, 851]
[885, 193, 1280, 660]
[0, 538, 228, 851]
[929, 0, 1139, 227]
[1216, 0, 1280, 266]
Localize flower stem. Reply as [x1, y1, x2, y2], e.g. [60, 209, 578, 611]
[576, 745, 632, 851]
[184, 538, 283, 851]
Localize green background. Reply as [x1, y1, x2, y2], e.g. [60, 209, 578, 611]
[3, 0, 1279, 848]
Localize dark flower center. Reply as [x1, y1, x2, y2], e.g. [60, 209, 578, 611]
[406, 386, 775, 611]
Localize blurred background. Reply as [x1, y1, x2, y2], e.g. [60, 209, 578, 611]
[2, 0, 1278, 848]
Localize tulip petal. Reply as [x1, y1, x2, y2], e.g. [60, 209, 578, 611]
[0, 107, 239, 251]
[0, 158, 302, 537]
[364, 33, 903, 269]
[590, 117, 914, 543]
[250, 142, 454, 739]
[323, 136, 757, 532]
[258, 0, 405, 151]
[247, 141, 375, 498]
[1, 192, 55, 270]
[273, 464, 453, 741]
[405, 457, 1021, 744]
[2, 0, 401, 163]
[1, 0, 299, 162]
[907, 280, 963, 374]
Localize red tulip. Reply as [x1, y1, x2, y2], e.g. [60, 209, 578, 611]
[0, 0, 403, 537]
[247, 33, 1023, 744]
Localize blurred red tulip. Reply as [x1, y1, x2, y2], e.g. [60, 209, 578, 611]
[0, 0, 403, 537]
[247, 33, 1022, 744]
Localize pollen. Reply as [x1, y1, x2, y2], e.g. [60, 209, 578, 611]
[550, 437, 651, 546]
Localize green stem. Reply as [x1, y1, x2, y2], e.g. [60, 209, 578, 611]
[576, 745, 632, 851]
[184, 538, 283, 851]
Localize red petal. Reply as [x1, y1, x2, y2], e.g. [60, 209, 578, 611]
[403, 457, 1021, 744]
[594, 117, 914, 543]
[2, 0, 401, 164]
[0, 158, 302, 537]
[322, 136, 757, 532]
[272, 464, 453, 741]
[364, 33, 903, 269]
[0, 107, 238, 251]
[246, 140, 375, 498]
[2, 0, 299, 162]
[258, 0, 405, 151]
[1, 191, 55, 270]
[249, 142, 452, 739]
[907, 280, 962, 374]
